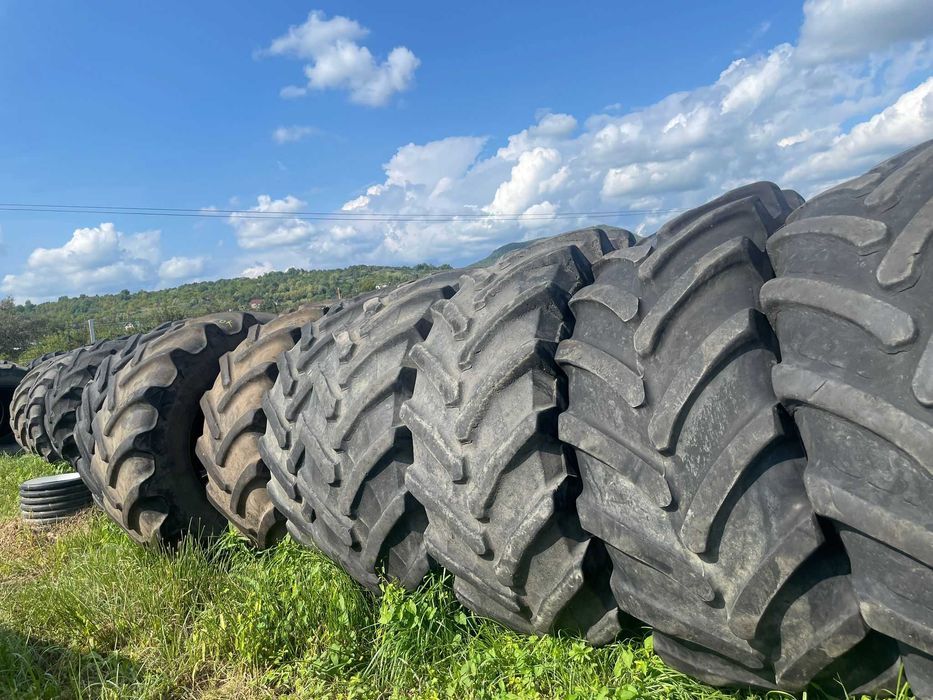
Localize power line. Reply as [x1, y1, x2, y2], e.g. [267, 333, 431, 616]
[0, 202, 684, 223]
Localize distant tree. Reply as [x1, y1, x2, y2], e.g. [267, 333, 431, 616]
[0, 297, 48, 359]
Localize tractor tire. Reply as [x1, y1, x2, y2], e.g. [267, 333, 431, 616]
[558, 184, 900, 690]
[10, 364, 44, 451]
[761, 140, 933, 696]
[44, 337, 129, 468]
[401, 228, 628, 642]
[260, 290, 386, 556]
[289, 272, 459, 592]
[196, 307, 321, 548]
[0, 361, 26, 444]
[18, 354, 74, 460]
[86, 313, 267, 546]
[25, 351, 67, 372]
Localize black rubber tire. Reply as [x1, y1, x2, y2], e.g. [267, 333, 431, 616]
[86, 313, 267, 547]
[196, 307, 321, 548]
[10, 363, 45, 451]
[260, 290, 387, 557]
[21, 497, 92, 515]
[0, 361, 26, 444]
[558, 184, 900, 690]
[289, 272, 459, 592]
[761, 140, 933, 696]
[20, 491, 92, 507]
[400, 228, 628, 643]
[15, 354, 74, 460]
[25, 351, 67, 372]
[43, 337, 129, 469]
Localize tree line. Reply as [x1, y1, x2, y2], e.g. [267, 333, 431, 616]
[0, 263, 450, 364]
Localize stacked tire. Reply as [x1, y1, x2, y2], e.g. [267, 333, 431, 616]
[5, 142, 931, 699]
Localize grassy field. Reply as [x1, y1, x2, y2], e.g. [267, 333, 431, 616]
[0, 453, 915, 699]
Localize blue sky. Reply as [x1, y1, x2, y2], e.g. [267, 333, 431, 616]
[1, 0, 931, 302]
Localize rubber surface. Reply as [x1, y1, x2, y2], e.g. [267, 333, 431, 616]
[11, 354, 73, 459]
[0, 361, 26, 444]
[260, 290, 386, 558]
[196, 307, 321, 548]
[558, 184, 899, 689]
[401, 228, 628, 642]
[44, 337, 129, 468]
[10, 362, 47, 452]
[20, 472, 87, 491]
[762, 141, 933, 696]
[289, 272, 459, 591]
[86, 313, 267, 546]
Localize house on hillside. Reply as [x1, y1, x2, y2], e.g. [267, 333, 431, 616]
[248, 298, 263, 310]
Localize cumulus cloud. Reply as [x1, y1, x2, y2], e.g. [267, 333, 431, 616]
[230, 0, 933, 271]
[262, 10, 419, 107]
[158, 256, 205, 282]
[1, 224, 177, 301]
[229, 195, 316, 249]
[272, 125, 321, 144]
[798, 0, 933, 62]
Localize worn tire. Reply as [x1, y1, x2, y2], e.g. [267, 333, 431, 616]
[401, 228, 627, 642]
[558, 184, 900, 690]
[16, 354, 74, 460]
[25, 351, 67, 372]
[0, 361, 27, 444]
[196, 307, 322, 548]
[86, 313, 266, 546]
[260, 290, 387, 555]
[10, 364, 44, 451]
[289, 272, 459, 591]
[43, 338, 129, 468]
[761, 141, 933, 696]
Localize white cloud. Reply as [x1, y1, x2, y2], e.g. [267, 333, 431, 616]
[385, 136, 486, 189]
[798, 0, 933, 63]
[272, 125, 321, 144]
[159, 256, 205, 281]
[241, 261, 276, 278]
[262, 11, 419, 107]
[1, 224, 168, 301]
[231, 0, 933, 270]
[229, 195, 316, 249]
[786, 76, 933, 181]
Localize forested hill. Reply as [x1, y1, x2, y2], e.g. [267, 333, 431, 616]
[1, 263, 450, 363]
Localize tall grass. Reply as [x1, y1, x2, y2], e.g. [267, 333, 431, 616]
[0, 454, 916, 699]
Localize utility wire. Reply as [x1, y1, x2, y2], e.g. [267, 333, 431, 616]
[0, 202, 684, 223]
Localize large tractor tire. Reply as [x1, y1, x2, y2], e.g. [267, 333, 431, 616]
[25, 351, 67, 372]
[260, 290, 387, 556]
[44, 337, 129, 468]
[288, 272, 459, 592]
[761, 141, 933, 696]
[0, 361, 27, 445]
[196, 307, 322, 548]
[11, 354, 73, 460]
[85, 313, 267, 546]
[400, 228, 628, 642]
[557, 184, 900, 691]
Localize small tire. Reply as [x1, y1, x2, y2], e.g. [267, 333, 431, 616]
[559, 184, 899, 690]
[86, 313, 267, 546]
[196, 307, 322, 548]
[401, 228, 627, 642]
[761, 140, 933, 693]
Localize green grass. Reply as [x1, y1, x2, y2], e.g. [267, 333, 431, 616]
[0, 453, 916, 699]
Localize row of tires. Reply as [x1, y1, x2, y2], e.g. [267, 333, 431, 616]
[5, 141, 932, 697]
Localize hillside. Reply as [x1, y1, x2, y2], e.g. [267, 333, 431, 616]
[0, 263, 450, 363]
